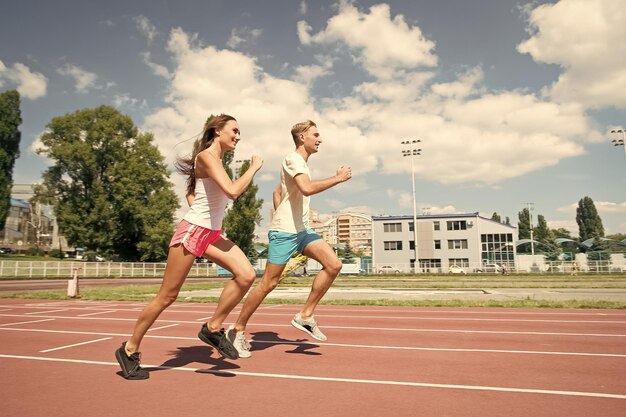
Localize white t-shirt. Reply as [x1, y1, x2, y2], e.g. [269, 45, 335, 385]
[270, 152, 310, 233]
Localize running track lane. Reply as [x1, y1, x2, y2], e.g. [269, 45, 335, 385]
[0, 299, 625, 417]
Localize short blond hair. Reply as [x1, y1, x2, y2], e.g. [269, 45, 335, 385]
[290, 120, 316, 145]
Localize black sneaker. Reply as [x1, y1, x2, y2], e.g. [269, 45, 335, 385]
[198, 323, 239, 359]
[115, 342, 149, 380]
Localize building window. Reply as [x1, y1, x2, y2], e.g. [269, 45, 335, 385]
[449, 258, 469, 267]
[409, 241, 414, 250]
[447, 239, 468, 249]
[433, 221, 440, 231]
[434, 240, 441, 250]
[409, 222, 414, 232]
[481, 233, 514, 263]
[383, 222, 402, 233]
[384, 241, 403, 251]
[447, 220, 467, 230]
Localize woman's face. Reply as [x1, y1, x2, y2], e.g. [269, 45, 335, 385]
[216, 120, 240, 151]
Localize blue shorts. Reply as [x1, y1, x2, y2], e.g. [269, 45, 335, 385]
[267, 228, 322, 265]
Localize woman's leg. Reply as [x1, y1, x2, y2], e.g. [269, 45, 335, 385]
[203, 238, 257, 331]
[125, 244, 195, 354]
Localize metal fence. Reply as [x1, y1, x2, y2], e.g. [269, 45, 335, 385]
[1, 259, 624, 279]
[0, 261, 218, 278]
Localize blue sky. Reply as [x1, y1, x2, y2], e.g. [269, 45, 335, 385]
[1, 0, 625, 240]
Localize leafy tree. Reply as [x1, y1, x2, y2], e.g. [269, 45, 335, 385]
[0, 90, 22, 228]
[491, 212, 501, 223]
[552, 228, 573, 239]
[517, 208, 531, 240]
[34, 105, 179, 261]
[341, 243, 356, 264]
[222, 159, 264, 262]
[505, 216, 511, 226]
[535, 214, 560, 260]
[576, 196, 604, 241]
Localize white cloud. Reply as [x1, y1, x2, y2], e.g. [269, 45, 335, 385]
[0, 60, 47, 99]
[300, 1, 308, 15]
[134, 15, 158, 44]
[298, 1, 437, 79]
[57, 64, 98, 93]
[227, 27, 262, 49]
[517, 0, 626, 109]
[595, 201, 626, 214]
[145, 0, 609, 212]
[140, 51, 171, 78]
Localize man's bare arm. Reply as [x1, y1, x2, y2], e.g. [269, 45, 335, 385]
[293, 166, 352, 196]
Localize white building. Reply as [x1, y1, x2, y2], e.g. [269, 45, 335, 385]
[372, 213, 517, 273]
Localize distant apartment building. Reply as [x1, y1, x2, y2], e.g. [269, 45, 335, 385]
[0, 184, 56, 251]
[372, 213, 517, 272]
[310, 210, 372, 255]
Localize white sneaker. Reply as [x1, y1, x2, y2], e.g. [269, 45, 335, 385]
[291, 313, 327, 341]
[226, 325, 251, 358]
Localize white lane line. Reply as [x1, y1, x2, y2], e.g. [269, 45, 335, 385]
[256, 312, 626, 324]
[1, 327, 625, 358]
[40, 337, 112, 353]
[24, 309, 67, 315]
[0, 309, 13, 312]
[0, 354, 624, 400]
[77, 310, 116, 317]
[0, 319, 56, 327]
[1, 314, 625, 338]
[148, 324, 179, 331]
[5, 303, 626, 319]
[254, 340, 626, 358]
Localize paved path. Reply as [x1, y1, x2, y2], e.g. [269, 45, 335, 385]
[179, 287, 626, 302]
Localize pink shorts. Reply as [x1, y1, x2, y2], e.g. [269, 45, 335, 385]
[169, 220, 224, 257]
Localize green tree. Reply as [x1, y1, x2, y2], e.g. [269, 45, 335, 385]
[35, 105, 179, 261]
[535, 214, 560, 260]
[222, 159, 264, 261]
[552, 228, 573, 239]
[341, 243, 356, 264]
[505, 216, 511, 226]
[0, 90, 22, 228]
[576, 196, 604, 241]
[517, 208, 531, 239]
[491, 212, 501, 223]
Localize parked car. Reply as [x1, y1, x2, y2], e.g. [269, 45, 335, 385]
[377, 265, 401, 274]
[475, 263, 502, 273]
[448, 265, 466, 274]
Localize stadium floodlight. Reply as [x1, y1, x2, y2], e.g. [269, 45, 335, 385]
[400, 139, 421, 273]
[610, 129, 626, 162]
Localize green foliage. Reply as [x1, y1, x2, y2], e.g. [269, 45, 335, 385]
[222, 160, 264, 261]
[35, 105, 179, 261]
[535, 214, 560, 260]
[0, 90, 22, 228]
[491, 212, 501, 222]
[553, 228, 573, 239]
[340, 244, 356, 263]
[576, 196, 604, 241]
[517, 208, 531, 240]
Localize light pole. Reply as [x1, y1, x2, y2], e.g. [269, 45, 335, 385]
[401, 140, 421, 273]
[610, 129, 626, 161]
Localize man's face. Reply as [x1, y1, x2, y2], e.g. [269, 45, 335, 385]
[301, 126, 321, 154]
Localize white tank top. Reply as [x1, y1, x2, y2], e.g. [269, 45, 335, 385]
[183, 176, 229, 230]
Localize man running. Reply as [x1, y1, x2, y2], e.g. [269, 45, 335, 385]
[226, 120, 352, 357]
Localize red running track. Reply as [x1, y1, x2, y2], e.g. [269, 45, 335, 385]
[0, 299, 625, 417]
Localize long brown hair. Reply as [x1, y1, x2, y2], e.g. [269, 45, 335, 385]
[175, 114, 236, 196]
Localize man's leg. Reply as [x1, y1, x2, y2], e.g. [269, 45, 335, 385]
[300, 239, 342, 318]
[233, 262, 286, 332]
